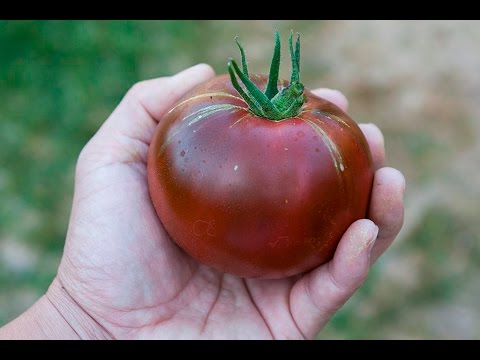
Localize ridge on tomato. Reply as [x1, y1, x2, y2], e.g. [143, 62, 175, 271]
[147, 31, 374, 279]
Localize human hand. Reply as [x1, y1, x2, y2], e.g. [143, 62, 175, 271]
[0, 64, 405, 339]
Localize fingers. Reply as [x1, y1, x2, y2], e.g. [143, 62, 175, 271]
[290, 219, 378, 339]
[289, 167, 404, 338]
[293, 88, 400, 338]
[311, 89, 385, 170]
[368, 167, 406, 263]
[311, 88, 349, 112]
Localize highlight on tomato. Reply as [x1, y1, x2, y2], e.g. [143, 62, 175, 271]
[147, 31, 374, 278]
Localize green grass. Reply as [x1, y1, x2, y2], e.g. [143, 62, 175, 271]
[1, 21, 212, 239]
[0, 20, 219, 323]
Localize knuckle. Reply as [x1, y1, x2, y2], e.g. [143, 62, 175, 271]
[75, 141, 94, 176]
[126, 77, 170, 104]
[378, 205, 404, 239]
[126, 80, 150, 101]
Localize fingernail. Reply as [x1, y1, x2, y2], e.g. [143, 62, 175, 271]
[326, 89, 343, 96]
[327, 89, 348, 105]
[401, 174, 406, 195]
[314, 88, 348, 109]
[174, 63, 213, 78]
[346, 222, 378, 265]
[369, 225, 379, 253]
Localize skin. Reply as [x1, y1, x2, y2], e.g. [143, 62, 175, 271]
[0, 64, 405, 339]
[148, 75, 375, 278]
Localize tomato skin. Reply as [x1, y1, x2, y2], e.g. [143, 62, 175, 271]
[147, 74, 374, 279]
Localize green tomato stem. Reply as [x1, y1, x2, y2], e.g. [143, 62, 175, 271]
[228, 31, 306, 121]
[264, 31, 281, 100]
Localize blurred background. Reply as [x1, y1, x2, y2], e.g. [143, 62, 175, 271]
[1, 20, 479, 339]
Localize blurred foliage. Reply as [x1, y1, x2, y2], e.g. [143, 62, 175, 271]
[0, 20, 217, 324]
[323, 207, 479, 339]
[1, 20, 479, 338]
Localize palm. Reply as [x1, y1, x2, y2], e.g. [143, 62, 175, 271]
[54, 65, 404, 340]
[61, 135, 313, 339]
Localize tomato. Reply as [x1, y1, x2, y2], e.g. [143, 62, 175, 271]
[147, 32, 374, 278]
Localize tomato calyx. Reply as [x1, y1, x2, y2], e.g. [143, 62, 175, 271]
[227, 31, 306, 121]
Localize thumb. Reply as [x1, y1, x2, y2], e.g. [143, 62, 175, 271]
[77, 64, 215, 173]
[290, 219, 378, 338]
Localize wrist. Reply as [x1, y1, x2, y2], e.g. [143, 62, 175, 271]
[0, 278, 111, 340]
[0, 288, 80, 339]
